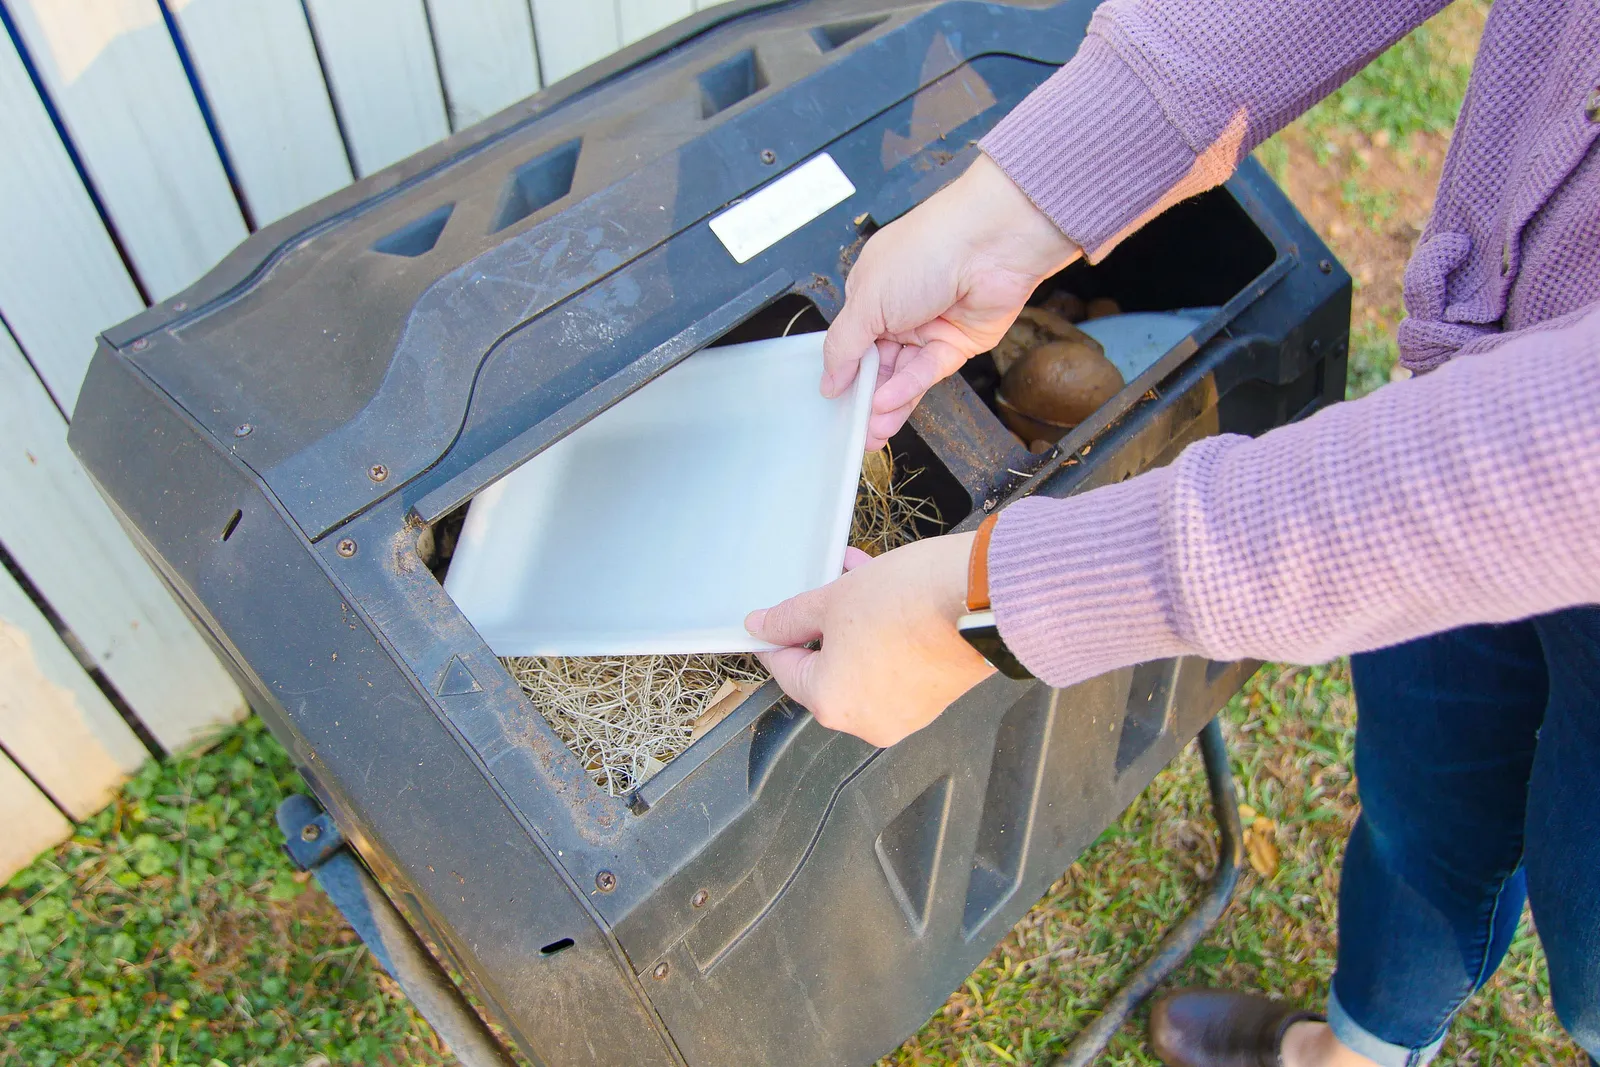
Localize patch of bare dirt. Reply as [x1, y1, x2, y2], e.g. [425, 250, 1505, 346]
[1276, 124, 1453, 342]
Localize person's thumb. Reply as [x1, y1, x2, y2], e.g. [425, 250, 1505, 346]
[821, 289, 883, 399]
[745, 585, 828, 647]
[755, 645, 821, 710]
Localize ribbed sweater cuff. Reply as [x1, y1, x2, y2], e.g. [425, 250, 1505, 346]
[988, 470, 1192, 689]
[980, 36, 1199, 262]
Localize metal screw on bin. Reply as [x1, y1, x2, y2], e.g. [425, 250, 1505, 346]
[234, 424, 253, 438]
[760, 149, 776, 164]
[652, 962, 670, 980]
[595, 870, 617, 893]
[336, 538, 358, 558]
[172, 301, 188, 312]
[1318, 259, 1334, 274]
[368, 464, 389, 482]
[131, 338, 149, 351]
[301, 823, 321, 842]
[691, 889, 709, 909]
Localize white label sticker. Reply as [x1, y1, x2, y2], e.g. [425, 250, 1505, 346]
[709, 153, 856, 264]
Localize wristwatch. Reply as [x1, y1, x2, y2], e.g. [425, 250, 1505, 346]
[957, 512, 1034, 680]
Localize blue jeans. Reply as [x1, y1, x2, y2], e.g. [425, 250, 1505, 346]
[1329, 607, 1600, 1066]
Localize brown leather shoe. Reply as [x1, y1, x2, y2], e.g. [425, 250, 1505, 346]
[1147, 988, 1323, 1067]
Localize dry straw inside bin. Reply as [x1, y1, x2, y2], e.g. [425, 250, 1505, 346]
[501, 446, 943, 795]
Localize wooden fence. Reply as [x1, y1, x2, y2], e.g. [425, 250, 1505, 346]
[1, 0, 715, 881]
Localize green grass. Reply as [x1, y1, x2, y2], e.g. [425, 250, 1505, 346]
[1338, 177, 1398, 229]
[0, 720, 445, 1067]
[1347, 322, 1402, 399]
[1253, 137, 1290, 187]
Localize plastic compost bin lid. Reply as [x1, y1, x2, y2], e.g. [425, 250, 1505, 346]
[108, 2, 1090, 542]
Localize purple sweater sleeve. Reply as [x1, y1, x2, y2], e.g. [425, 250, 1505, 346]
[981, 0, 1449, 258]
[989, 305, 1600, 687]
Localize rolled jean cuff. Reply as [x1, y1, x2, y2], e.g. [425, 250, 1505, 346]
[1328, 986, 1448, 1067]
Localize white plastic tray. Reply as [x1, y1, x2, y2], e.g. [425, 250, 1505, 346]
[444, 332, 877, 657]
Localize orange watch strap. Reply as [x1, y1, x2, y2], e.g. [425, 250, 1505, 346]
[966, 511, 1001, 612]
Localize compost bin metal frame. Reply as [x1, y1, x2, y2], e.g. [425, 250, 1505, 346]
[69, 0, 1353, 1062]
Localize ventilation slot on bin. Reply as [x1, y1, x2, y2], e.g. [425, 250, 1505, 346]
[490, 139, 581, 233]
[1116, 659, 1177, 775]
[961, 692, 1053, 938]
[810, 16, 886, 52]
[371, 204, 453, 257]
[874, 777, 951, 934]
[698, 50, 767, 118]
[746, 701, 803, 792]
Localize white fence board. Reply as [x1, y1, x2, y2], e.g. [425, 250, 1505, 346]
[0, 0, 734, 853]
[167, 0, 353, 227]
[303, 0, 450, 176]
[530, 0, 621, 84]
[5, 0, 248, 300]
[0, 28, 144, 411]
[0, 752, 71, 883]
[425, 0, 542, 131]
[619, 0, 693, 45]
[0, 567, 146, 821]
[0, 326, 246, 753]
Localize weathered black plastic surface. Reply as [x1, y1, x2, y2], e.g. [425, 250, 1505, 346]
[70, 2, 1351, 1064]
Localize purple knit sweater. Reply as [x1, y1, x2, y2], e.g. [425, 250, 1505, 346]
[978, 0, 1600, 686]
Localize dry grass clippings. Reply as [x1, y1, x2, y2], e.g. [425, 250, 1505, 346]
[505, 652, 767, 796]
[851, 446, 944, 558]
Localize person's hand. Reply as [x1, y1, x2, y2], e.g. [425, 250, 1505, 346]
[824, 153, 1081, 450]
[745, 533, 994, 747]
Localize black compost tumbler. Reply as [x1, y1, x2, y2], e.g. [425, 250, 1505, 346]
[70, 1, 1350, 1063]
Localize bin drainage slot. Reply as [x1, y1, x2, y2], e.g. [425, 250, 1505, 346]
[1116, 659, 1176, 775]
[372, 203, 454, 257]
[961, 691, 1052, 938]
[220, 509, 242, 541]
[810, 16, 886, 52]
[490, 139, 581, 234]
[698, 50, 767, 118]
[539, 937, 575, 957]
[874, 777, 951, 934]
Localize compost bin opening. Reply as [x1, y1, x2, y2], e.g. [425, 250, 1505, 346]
[421, 293, 958, 798]
[707, 293, 828, 345]
[960, 186, 1277, 444]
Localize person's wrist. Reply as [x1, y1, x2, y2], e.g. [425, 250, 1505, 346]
[956, 153, 1080, 278]
[926, 531, 978, 624]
